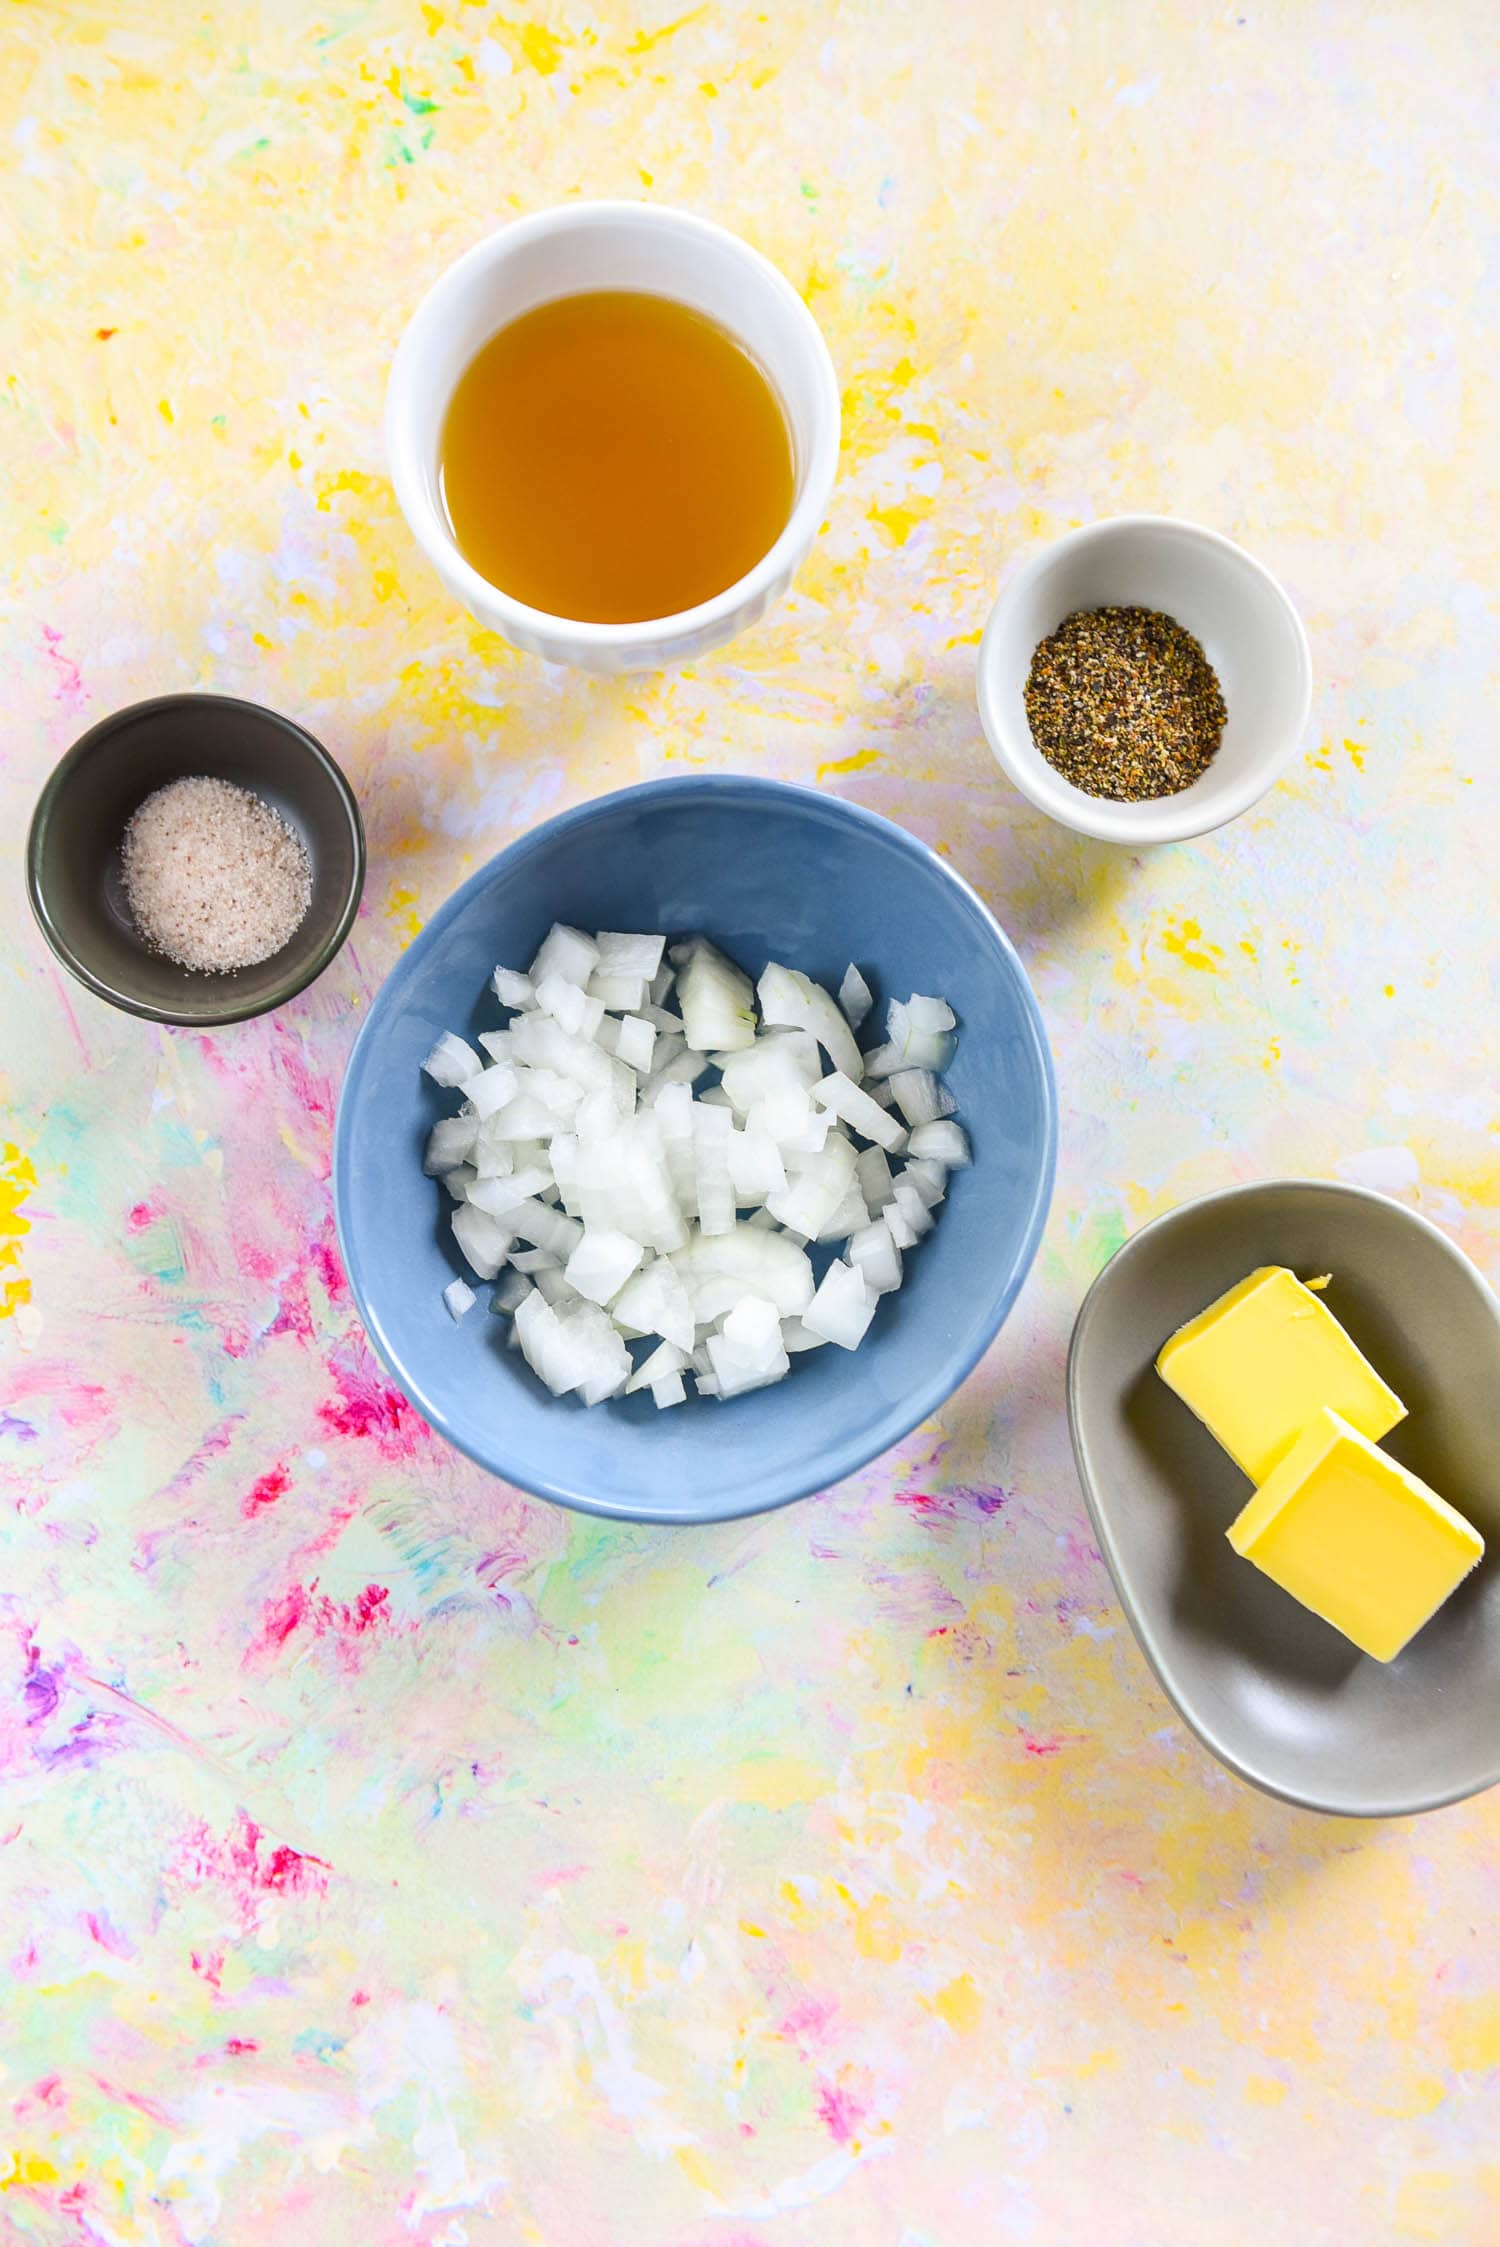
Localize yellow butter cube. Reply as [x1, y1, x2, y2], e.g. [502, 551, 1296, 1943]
[1156, 1265, 1405, 1484]
[1227, 1408, 1484, 1662]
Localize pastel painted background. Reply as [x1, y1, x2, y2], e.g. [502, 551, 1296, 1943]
[3, 3, 1498, 2241]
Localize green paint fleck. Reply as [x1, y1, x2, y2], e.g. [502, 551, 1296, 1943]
[801, 181, 818, 205]
[403, 90, 438, 114]
[211, 414, 226, 430]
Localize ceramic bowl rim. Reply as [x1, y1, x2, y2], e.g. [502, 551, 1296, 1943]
[1067, 1175, 1500, 1817]
[977, 513, 1314, 846]
[384, 199, 842, 656]
[25, 691, 366, 1028]
[333, 772, 1059, 1523]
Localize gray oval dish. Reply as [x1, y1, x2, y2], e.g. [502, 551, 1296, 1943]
[27, 693, 364, 1027]
[1068, 1179, 1500, 1817]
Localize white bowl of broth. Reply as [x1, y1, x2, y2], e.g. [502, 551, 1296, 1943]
[386, 203, 841, 673]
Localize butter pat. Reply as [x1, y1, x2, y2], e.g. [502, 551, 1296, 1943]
[1227, 1408, 1483, 1661]
[1157, 1266, 1405, 1484]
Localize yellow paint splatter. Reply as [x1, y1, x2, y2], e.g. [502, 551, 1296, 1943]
[1344, 736, 1367, 770]
[816, 747, 879, 783]
[625, 8, 706, 56]
[0, 1143, 36, 1318]
[157, 398, 174, 423]
[2, 2151, 60, 2189]
[738, 1920, 767, 1938]
[1161, 918, 1222, 973]
[316, 467, 385, 512]
[1445, 1994, 1500, 2072]
[1245, 2072, 1287, 2106]
[866, 497, 932, 548]
[944, 628, 982, 648]
[385, 885, 423, 947]
[516, 21, 562, 74]
[674, 2144, 720, 2197]
[932, 1972, 982, 2034]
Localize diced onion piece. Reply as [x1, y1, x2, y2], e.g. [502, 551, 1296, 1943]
[838, 963, 874, 1030]
[565, 1228, 646, 1307]
[803, 1259, 877, 1350]
[423, 1031, 481, 1088]
[587, 972, 648, 1013]
[855, 1144, 896, 1213]
[486, 1091, 564, 1140]
[536, 973, 606, 1041]
[444, 1277, 476, 1320]
[670, 1224, 816, 1318]
[908, 1120, 970, 1168]
[819, 1184, 870, 1241]
[529, 923, 599, 988]
[693, 1102, 735, 1237]
[452, 1203, 513, 1279]
[441, 1167, 475, 1201]
[901, 1156, 948, 1209]
[533, 1267, 580, 1310]
[884, 1200, 918, 1251]
[460, 1062, 522, 1121]
[849, 1220, 903, 1294]
[424, 1114, 478, 1175]
[891, 1179, 934, 1238]
[811, 1070, 909, 1153]
[509, 1247, 560, 1274]
[491, 1270, 532, 1314]
[886, 1068, 955, 1128]
[466, 1165, 553, 1216]
[906, 993, 956, 1035]
[781, 1316, 830, 1353]
[641, 1005, 683, 1033]
[757, 962, 863, 1081]
[626, 1339, 689, 1393]
[708, 1294, 791, 1397]
[678, 939, 758, 1053]
[508, 1199, 584, 1258]
[766, 1133, 857, 1238]
[491, 967, 536, 1010]
[596, 931, 666, 980]
[651, 1371, 687, 1409]
[615, 1015, 657, 1074]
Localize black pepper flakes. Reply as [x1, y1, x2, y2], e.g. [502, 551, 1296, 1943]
[1024, 605, 1228, 802]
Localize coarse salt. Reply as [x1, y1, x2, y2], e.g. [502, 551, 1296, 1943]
[121, 775, 313, 974]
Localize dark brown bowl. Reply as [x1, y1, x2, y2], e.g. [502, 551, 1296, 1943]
[26, 694, 364, 1026]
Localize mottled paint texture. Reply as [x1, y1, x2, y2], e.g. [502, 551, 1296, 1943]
[3, 3, 1500, 2243]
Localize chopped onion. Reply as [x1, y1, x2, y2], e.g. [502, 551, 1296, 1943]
[838, 962, 874, 1030]
[425, 930, 969, 1406]
[423, 1031, 481, 1089]
[803, 1259, 877, 1351]
[908, 1120, 971, 1168]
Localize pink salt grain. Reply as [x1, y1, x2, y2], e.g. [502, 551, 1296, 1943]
[121, 775, 313, 974]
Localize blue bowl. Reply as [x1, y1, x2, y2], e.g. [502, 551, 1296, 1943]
[334, 776, 1056, 1523]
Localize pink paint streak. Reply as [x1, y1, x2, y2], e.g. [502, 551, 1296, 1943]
[243, 1464, 292, 1519]
[815, 2082, 868, 2145]
[168, 1811, 330, 1911]
[41, 623, 89, 717]
[244, 1579, 395, 1672]
[316, 1341, 426, 1460]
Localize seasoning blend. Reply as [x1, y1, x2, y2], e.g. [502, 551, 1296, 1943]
[1024, 605, 1227, 802]
[121, 775, 312, 974]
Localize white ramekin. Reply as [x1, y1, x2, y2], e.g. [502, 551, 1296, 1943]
[385, 201, 841, 675]
[977, 516, 1313, 845]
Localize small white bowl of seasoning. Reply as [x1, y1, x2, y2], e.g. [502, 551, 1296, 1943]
[976, 515, 1313, 845]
